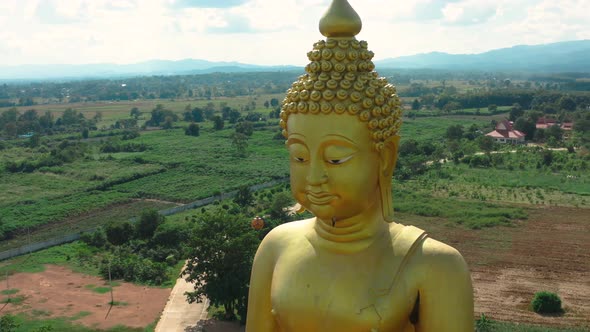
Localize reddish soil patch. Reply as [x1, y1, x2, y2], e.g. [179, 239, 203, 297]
[0, 265, 170, 329]
[402, 206, 590, 328]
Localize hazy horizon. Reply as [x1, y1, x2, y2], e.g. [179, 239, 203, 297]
[1, 0, 589, 67]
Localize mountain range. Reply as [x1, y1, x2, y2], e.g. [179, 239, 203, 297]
[1, 40, 589, 81]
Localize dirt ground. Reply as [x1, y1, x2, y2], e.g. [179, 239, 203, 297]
[0, 206, 587, 331]
[405, 206, 590, 329]
[0, 265, 170, 329]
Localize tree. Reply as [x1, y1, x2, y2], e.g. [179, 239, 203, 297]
[264, 100, 270, 108]
[269, 192, 293, 222]
[477, 135, 495, 154]
[545, 124, 563, 142]
[185, 122, 200, 136]
[514, 117, 536, 140]
[509, 103, 524, 121]
[445, 124, 464, 141]
[183, 208, 260, 322]
[106, 221, 134, 245]
[235, 121, 253, 136]
[558, 96, 576, 112]
[234, 185, 254, 207]
[487, 104, 498, 112]
[270, 98, 279, 108]
[213, 116, 224, 130]
[136, 209, 164, 239]
[29, 133, 41, 147]
[231, 132, 248, 157]
[442, 101, 461, 113]
[411, 99, 421, 111]
[130, 107, 141, 119]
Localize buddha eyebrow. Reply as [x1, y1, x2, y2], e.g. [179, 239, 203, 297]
[321, 134, 357, 147]
[287, 135, 306, 145]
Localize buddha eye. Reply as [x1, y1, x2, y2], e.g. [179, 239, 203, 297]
[294, 157, 307, 163]
[326, 155, 353, 165]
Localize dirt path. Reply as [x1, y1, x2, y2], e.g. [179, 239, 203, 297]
[0, 265, 170, 329]
[155, 266, 209, 332]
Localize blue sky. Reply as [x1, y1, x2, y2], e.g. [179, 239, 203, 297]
[0, 0, 588, 66]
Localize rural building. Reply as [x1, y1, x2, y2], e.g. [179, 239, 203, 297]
[485, 120, 526, 144]
[536, 117, 557, 129]
[561, 122, 574, 131]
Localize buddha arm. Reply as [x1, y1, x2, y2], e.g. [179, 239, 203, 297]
[246, 231, 281, 332]
[413, 238, 474, 332]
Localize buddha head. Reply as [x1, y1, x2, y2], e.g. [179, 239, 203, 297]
[280, 0, 403, 224]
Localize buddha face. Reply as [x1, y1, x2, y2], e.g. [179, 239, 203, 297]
[287, 113, 382, 222]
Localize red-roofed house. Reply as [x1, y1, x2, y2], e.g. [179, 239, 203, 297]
[561, 122, 573, 131]
[536, 117, 557, 129]
[486, 120, 526, 144]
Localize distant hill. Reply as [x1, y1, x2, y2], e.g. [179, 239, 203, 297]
[374, 40, 590, 72]
[0, 59, 300, 81]
[1, 40, 589, 81]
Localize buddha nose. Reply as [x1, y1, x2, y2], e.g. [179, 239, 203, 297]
[306, 159, 328, 185]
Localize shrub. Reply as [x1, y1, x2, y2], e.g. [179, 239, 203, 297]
[105, 221, 134, 245]
[475, 313, 492, 332]
[185, 123, 200, 137]
[80, 227, 108, 248]
[531, 291, 563, 314]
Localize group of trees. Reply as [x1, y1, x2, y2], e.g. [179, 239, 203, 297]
[0, 107, 98, 139]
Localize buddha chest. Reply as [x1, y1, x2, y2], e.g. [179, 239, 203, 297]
[269, 234, 419, 332]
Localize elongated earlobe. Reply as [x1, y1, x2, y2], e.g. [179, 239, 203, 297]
[379, 136, 399, 223]
[379, 171, 395, 223]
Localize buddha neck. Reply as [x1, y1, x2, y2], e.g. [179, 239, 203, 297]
[310, 205, 390, 254]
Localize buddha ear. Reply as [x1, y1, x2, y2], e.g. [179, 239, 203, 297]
[379, 135, 400, 176]
[378, 135, 400, 223]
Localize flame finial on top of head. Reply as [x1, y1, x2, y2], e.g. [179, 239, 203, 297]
[319, 0, 362, 38]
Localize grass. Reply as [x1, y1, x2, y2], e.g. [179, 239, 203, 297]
[3, 312, 155, 332]
[0, 241, 99, 275]
[85, 284, 113, 294]
[69, 311, 92, 321]
[0, 294, 25, 304]
[1, 288, 19, 295]
[394, 186, 528, 229]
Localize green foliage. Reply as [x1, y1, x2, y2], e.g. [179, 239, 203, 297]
[151, 222, 190, 248]
[235, 121, 254, 136]
[269, 192, 293, 222]
[135, 209, 164, 239]
[101, 248, 168, 286]
[531, 291, 563, 314]
[394, 189, 527, 229]
[81, 227, 108, 248]
[184, 122, 200, 137]
[475, 313, 492, 332]
[212, 116, 224, 130]
[183, 207, 260, 323]
[231, 132, 249, 157]
[145, 104, 178, 127]
[234, 185, 254, 207]
[105, 221, 134, 246]
[0, 314, 20, 332]
[1, 289, 20, 295]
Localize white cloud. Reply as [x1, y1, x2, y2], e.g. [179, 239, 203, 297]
[0, 0, 588, 66]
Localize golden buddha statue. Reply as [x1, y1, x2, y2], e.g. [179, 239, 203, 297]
[246, 1, 473, 331]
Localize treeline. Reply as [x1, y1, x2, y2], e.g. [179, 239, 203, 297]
[0, 71, 299, 104]
[0, 107, 99, 139]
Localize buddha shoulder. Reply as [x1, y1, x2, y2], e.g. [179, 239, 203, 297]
[405, 234, 471, 287]
[255, 218, 314, 256]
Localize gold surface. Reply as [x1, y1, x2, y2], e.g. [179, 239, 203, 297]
[246, 0, 474, 330]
